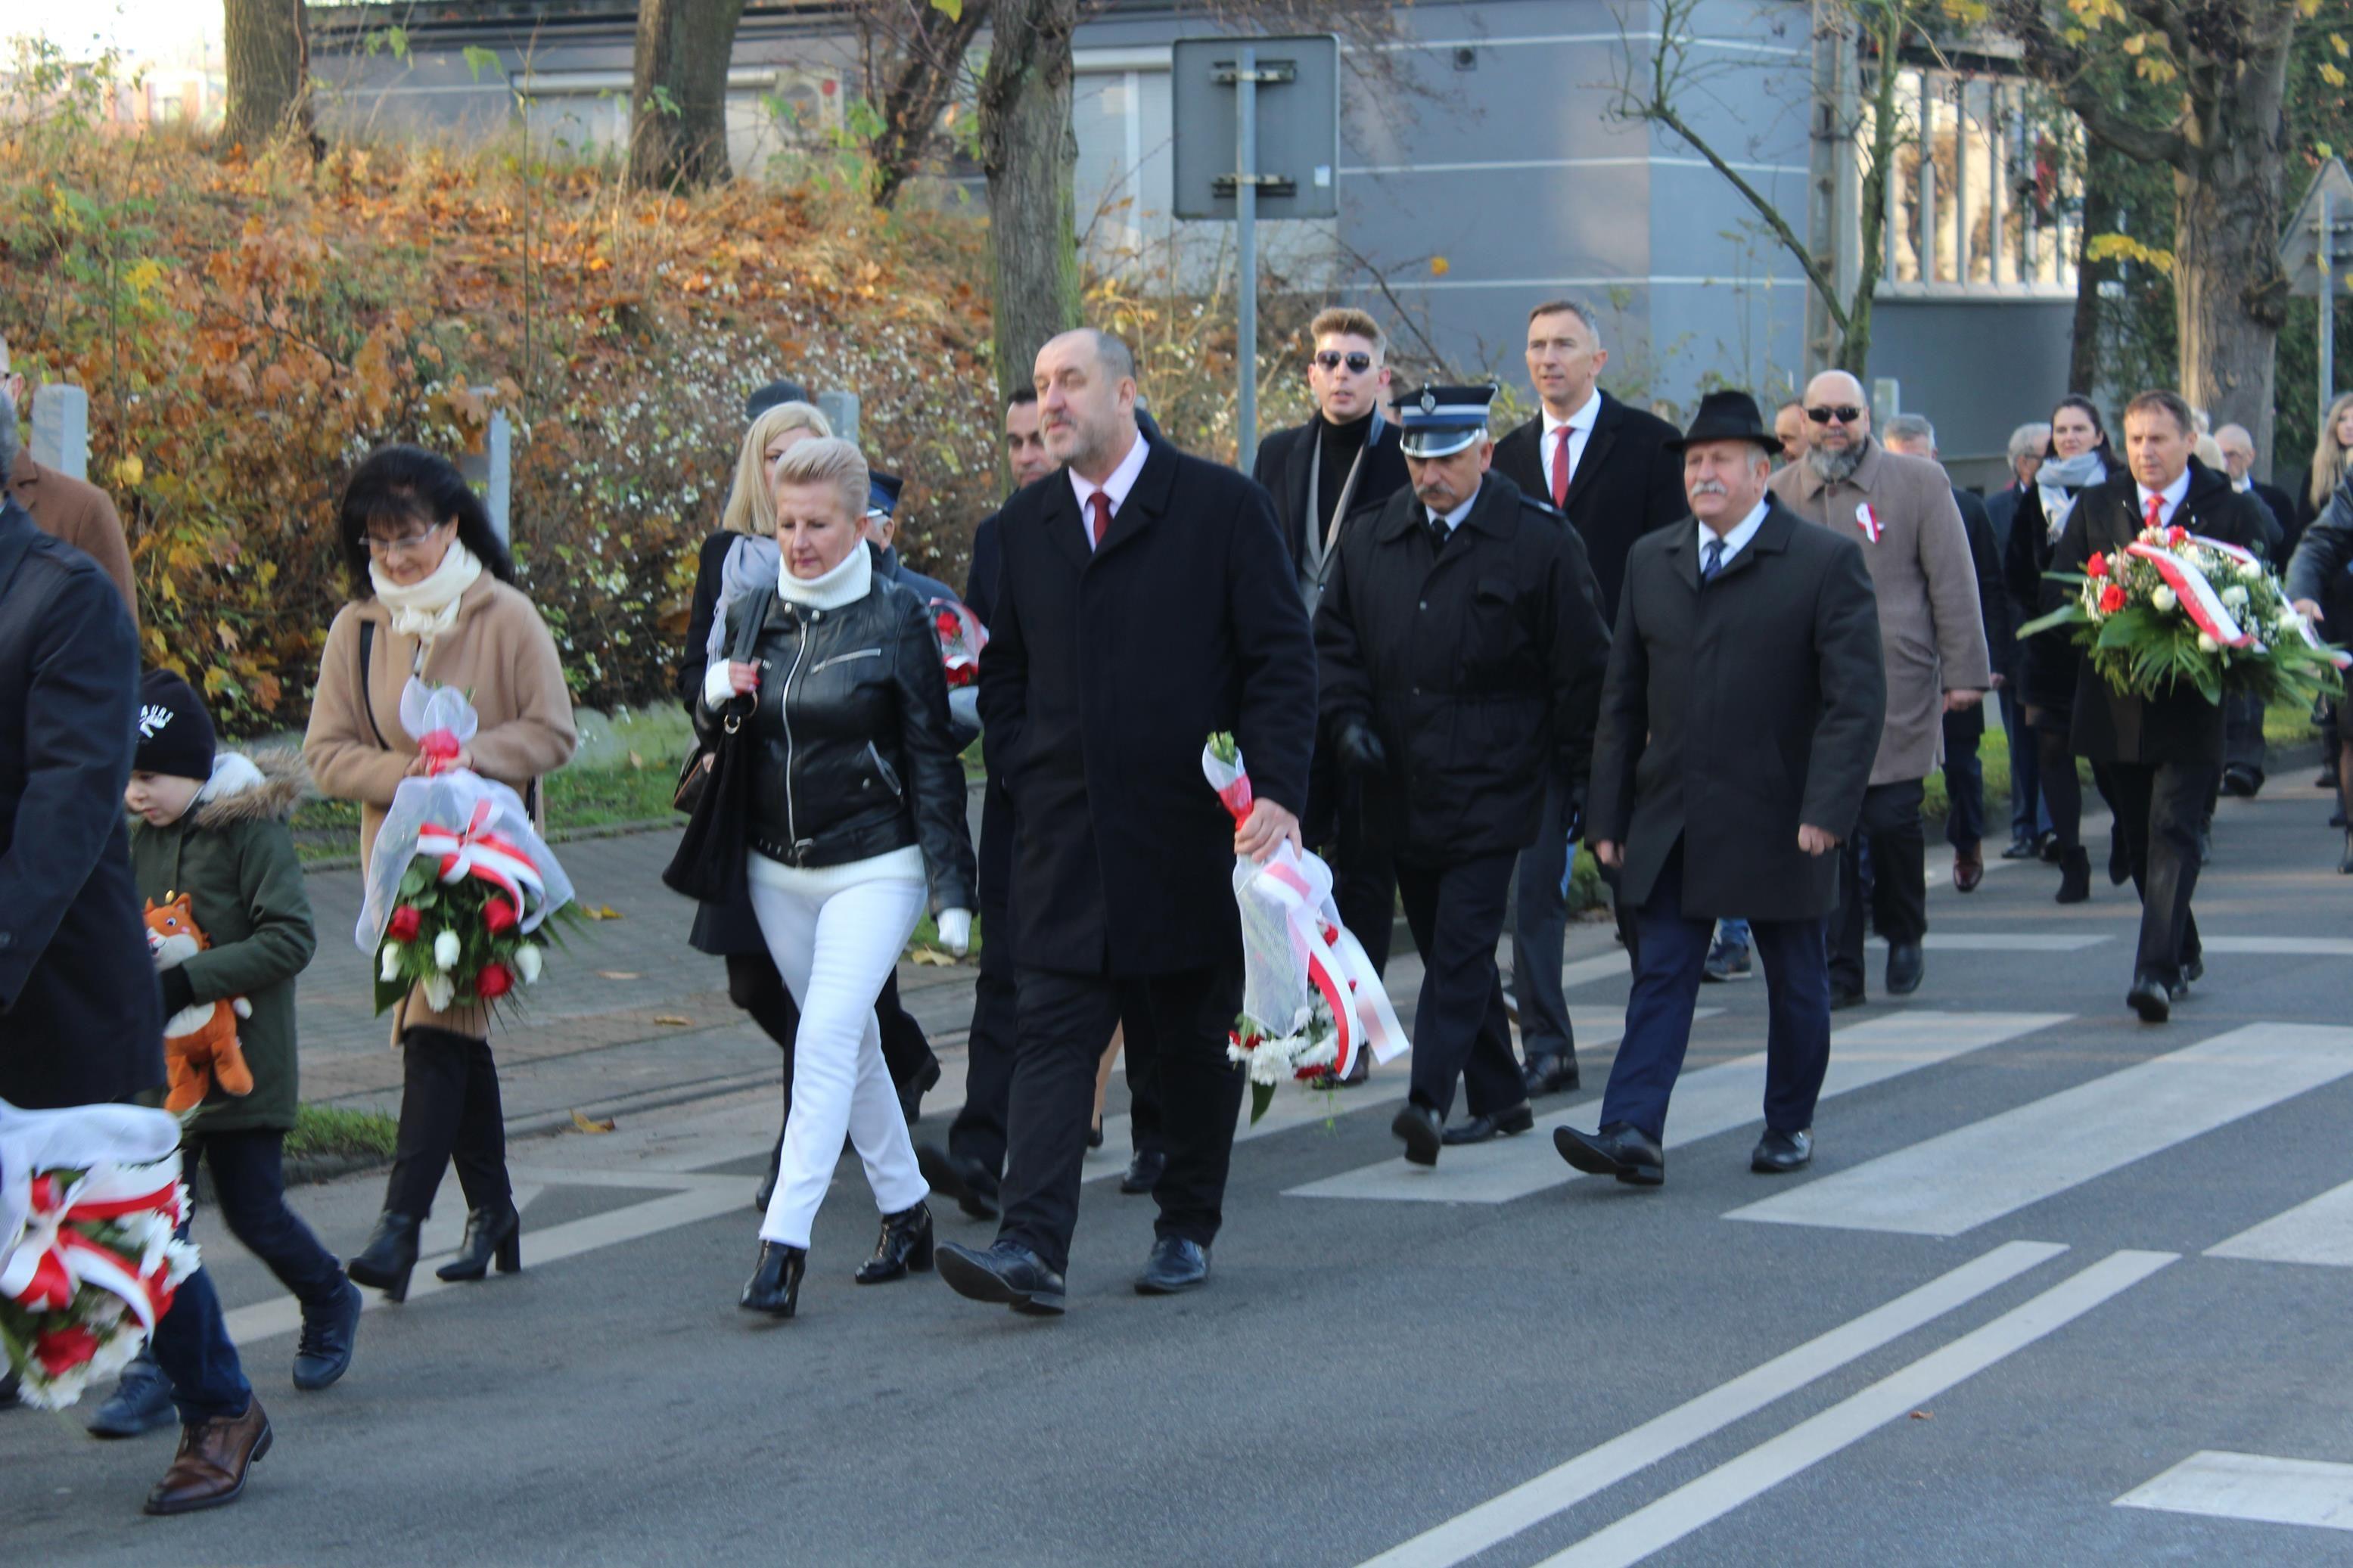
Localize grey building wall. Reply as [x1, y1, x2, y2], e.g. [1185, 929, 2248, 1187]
[1869, 298, 2075, 486]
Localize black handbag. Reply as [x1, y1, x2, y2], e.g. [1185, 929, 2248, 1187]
[664, 588, 773, 905]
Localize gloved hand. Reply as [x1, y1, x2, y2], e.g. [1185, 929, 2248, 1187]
[1336, 722, 1387, 777]
[935, 908, 973, 957]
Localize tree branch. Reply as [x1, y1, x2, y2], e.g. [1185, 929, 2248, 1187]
[2061, 79, 2185, 167]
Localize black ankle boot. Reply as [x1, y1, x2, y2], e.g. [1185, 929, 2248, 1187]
[434, 1205, 521, 1282]
[740, 1241, 806, 1317]
[853, 1202, 935, 1284]
[2056, 846, 2091, 904]
[347, 1212, 423, 1303]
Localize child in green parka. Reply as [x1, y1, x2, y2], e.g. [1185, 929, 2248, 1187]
[87, 671, 363, 1439]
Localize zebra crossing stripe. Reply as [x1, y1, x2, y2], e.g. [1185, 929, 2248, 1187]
[1729, 1023, 2353, 1237]
[2206, 1176, 2353, 1268]
[1287, 1012, 2065, 1205]
[2115, 1450, 2353, 1532]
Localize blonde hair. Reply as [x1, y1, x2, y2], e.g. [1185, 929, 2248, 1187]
[2309, 392, 2353, 514]
[1309, 306, 1385, 356]
[2193, 433, 2224, 472]
[770, 436, 869, 529]
[721, 401, 835, 537]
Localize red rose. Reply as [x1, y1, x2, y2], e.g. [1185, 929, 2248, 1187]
[475, 962, 514, 1001]
[483, 896, 519, 935]
[2168, 526, 2188, 545]
[944, 663, 975, 688]
[2100, 584, 2128, 613]
[387, 905, 422, 942]
[33, 1323, 98, 1377]
[934, 609, 962, 639]
[2085, 553, 2108, 579]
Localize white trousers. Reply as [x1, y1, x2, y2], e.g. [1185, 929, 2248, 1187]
[748, 871, 931, 1248]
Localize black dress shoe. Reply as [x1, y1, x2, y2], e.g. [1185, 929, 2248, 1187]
[434, 1204, 521, 1282]
[1553, 1122, 1665, 1186]
[2127, 972, 2171, 1023]
[2056, 846, 2092, 904]
[2109, 827, 2131, 885]
[1391, 1103, 1443, 1166]
[1829, 986, 1866, 1011]
[2000, 837, 2041, 861]
[345, 1212, 422, 1303]
[1119, 1148, 1166, 1195]
[1521, 1054, 1581, 1098]
[854, 1202, 935, 1284]
[1885, 942, 1924, 996]
[1441, 1104, 1536, 1145]
[935, 1240, 1065, 1315]
[739, 1240, 806, 1317]
[915, 1143, 1000, 1220]
[1134, 1236, 1209, 1295]
[1751, 1127, 1813, 1173]
[2184, 955, 2205, 985]
[291, 1279, 362, 1393]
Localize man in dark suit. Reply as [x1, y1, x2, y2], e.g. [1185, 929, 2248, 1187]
[1316, 384, 1612, 1163]
[937, 331, 1315, 1310]
[1555, 392, 1885, 1186]
[0, 399, 272, 1514]
[2055, 390, 2270, 1021]
[1987, 421, 2051, 859]
[1251, 307, 1412, 1025]
[2214, 422, 2298, 799]
[1491, 299, 1686, 1098]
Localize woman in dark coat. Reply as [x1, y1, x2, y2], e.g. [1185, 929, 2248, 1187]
[2003, 394, 2114, 904]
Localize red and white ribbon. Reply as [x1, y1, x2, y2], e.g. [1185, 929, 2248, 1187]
[2124, 540, 2255, 650]
[0, 1167, 183, 1334]
[1854, 502, 1882, 543]
[416, 799, 547, 913]
[1246, 854, 1407, 1077]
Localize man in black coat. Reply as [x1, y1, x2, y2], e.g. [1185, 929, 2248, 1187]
[1491, 299, 1686, 1097]
[2055, 391, 2271, 1022]
[2214, 423, 2296, 798]
[1316, 384, 1612, 1163]
[937, 330, 1315, 1310]
[1556, 392, 1885, 1186]
[1986, 421, 2051, 858]
[0, 415, 272, 1513]
[1251, 307, 1413, 1011]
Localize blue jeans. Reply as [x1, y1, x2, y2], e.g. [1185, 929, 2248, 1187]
[148, 1263, 251, 1425]
[1509, 782, 1577, 1061]
[189, 1130, 347, 1308]
[2001, 691, 2050, 841]
[1941, 712, 1987, 852]
[1716, 918, 1752, 951]
[1600, 845, 1832, 1142]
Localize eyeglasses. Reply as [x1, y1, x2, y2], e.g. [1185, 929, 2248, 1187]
[1807, 405, 1864, 425]
[1314, 350, 1375, 374]
[363, 525, 449, 557]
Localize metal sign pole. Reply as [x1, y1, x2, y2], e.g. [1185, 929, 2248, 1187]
[1236, 42, 1260, 475]
[2322, 188, 2336, 431]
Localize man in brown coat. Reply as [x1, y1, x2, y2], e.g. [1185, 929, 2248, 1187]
[1770, 372, 1991, 1006]
[2, 336, 136, 629]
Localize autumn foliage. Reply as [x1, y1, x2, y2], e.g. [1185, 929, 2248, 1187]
[1, 48, 1001, 731]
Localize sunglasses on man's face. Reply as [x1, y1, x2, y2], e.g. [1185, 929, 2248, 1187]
[1314, 350, 1375, 374]
[1807, 405, 1864, 425]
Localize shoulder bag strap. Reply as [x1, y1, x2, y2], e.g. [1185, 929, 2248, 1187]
[356, 619, 391, 750]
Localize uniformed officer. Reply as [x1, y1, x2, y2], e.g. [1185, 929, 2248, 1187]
[1314, 384, 1614, 1165]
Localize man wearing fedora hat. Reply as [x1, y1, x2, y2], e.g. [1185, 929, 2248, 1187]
[1555, 390, 1885, 1186]
[1315, 383, 1612, 1165]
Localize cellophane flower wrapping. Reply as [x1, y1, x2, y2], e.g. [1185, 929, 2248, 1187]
[928, 598, 987, 688]
[357, 682, 577, 1015]
[0, 1098, 200, 1409]
[1203, 734, 1407, 1121]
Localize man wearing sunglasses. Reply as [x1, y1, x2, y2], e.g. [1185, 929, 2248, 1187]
[1493, 300, 1686, 1100]
[1769, 373, 1991, 1008]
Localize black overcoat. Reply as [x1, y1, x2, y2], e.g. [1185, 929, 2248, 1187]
[1948, 485, 2009, 745]
[1314, 475, 1612, 867]
[0, 499, 163, 1108]
[978, 437, 1316, 975]
[1588, 498, 1887, 922]
[1251, 412, 1410, 600]
[1493, 392, 1687, 621]
[2055, 460, 2270, 767]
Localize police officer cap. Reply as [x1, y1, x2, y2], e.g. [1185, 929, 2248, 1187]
[866, 469, 903, 517]
[1394, 383, 1497, 459]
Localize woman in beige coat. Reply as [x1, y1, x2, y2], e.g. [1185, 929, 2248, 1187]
[305, 446, 577, 1303]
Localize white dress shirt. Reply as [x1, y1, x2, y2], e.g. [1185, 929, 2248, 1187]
[1697, 498, 1770, 573]
[1071, 430, 1151, 551]
[1540, 387, 1603, 502]
[2135, 466, 2193, 529]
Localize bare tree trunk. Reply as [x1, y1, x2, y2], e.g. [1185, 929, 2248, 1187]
[978, 0, 1082, 402]
[870, 1, 990, 210]
[222, 0, 312, 151]
[629, 0, 748, 191]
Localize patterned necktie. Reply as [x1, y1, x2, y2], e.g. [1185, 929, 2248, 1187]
[1702, 537, 1726, 583]
[1089, 492, 1113, 549]
[2143, 493, 2164, 534]
[1552, 425, 1575, 508]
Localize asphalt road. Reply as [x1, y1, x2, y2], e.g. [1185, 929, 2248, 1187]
[8, 773, 2352, 1566]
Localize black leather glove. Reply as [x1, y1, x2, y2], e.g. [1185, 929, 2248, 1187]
[1336, 722, 1387, 777]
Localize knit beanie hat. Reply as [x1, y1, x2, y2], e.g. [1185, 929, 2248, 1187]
[135, 669, 217, 782]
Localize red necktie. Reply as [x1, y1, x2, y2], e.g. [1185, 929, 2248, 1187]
[1089, 492, 1112, 548]
[1551, 426, 1574, 508]
[2144, 494, 2163, 532]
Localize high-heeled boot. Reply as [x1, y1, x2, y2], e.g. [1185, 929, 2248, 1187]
[2056, 846, 2092, 904]
[434, 1205, 522, 1282]
[853, 1202, 935, 1284]
[740, 1240, 806, 1317]
[347, 1212, 423, 1303]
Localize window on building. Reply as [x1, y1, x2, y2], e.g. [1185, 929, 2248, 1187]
[1863, 66, 2080, 294]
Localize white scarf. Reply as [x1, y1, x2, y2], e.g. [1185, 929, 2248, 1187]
[371, 542, 484, 647]
[776, 542, 872, 611]
[2034, 450, 2108, 541]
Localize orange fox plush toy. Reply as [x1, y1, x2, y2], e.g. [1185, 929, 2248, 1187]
[145, 896, 256, 1113]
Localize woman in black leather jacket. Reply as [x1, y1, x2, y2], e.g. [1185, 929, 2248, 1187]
[696, 436, 978, 1318]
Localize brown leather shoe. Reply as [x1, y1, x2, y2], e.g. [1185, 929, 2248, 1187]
[1953, 846, 1985, 893]
[144, 1396, 272, 1516]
